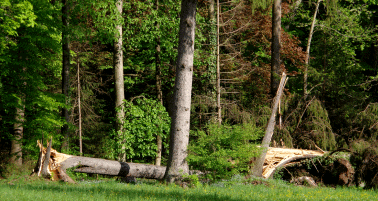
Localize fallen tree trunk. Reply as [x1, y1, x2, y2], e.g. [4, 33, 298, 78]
[64, 157, 166, 179]
[31, 140, 166, 183]
[32, 140, 327, 183]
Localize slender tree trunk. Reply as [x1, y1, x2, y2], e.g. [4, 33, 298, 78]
[77, 62, 82, 156]
[61, 0, 70, 151]
[10, 99, 24, 167]
[303, 0, 321, 97]
[208, 0, 217, 122]
[155, 0, 163, 166]
[216, 0, 221, 124]
[164, 0, 198, 183]
[114, 0, 125, 162]
[271, 0, 282, 97]
[251, 73, 287, 177]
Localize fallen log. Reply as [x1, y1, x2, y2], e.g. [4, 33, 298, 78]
[32, 140, 327, 183]
[31, 140, 166, 183]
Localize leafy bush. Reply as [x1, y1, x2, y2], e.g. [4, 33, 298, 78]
[187, 123, 263, 180]
[105, 97, 170, 163]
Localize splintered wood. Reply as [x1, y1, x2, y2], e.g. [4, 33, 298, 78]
[35, 140, 73, 181]
[262, 147, 325, 178]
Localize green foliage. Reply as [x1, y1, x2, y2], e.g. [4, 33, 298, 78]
[274, 96, 336, 151]
[106, 97, 170, 163]
[182, 174, 202, 188]
[0, 0, 36, 56]
[188, 123, 263, 179]
[122, 0, 179, 95]
[0, 0, 64, 157]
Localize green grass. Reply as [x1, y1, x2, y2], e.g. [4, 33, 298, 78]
[1, 179, 378, 201]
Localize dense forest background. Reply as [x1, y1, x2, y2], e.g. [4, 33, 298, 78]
[1, 0, 377, 178]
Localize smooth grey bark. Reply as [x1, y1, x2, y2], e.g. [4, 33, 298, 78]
[304, 0, 322, 97]
[164, 0, 198, 183]
[69, 158, 166, 179]
[270, 0, 282, 97]
[155, 0, 163, 166]
[251, 73, 287, 177]
[114, 0, 125, 161]
[10, 100, 24, 166]
[61, 0, 70, 151]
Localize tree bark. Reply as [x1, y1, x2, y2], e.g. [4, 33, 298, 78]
[251, 72, 287, 177]
[77, 62, 82, 155]
[304, 0, 322, 97]
[155, 0, 163, 166]
[114, 0, 125, 162]
[216, 0, 221, 124]
[271, 0, 282, 97]
[33, 141, 167, 183]
[208, 0, 217, 122]
[61, 0, 71, 151]
[10, 100, 24, 167]
[164, 0, 198, 183]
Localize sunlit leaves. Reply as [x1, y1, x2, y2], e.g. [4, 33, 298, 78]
[114, 97, 171, 163]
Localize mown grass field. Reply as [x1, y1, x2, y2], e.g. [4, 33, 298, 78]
[1, 178, 378, 201]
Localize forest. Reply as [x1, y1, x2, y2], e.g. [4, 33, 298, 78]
[1, 0, 378, 187]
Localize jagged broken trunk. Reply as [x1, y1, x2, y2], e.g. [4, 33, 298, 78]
[31, 140, 166, 183]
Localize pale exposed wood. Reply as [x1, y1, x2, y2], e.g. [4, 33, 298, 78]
[262, 147, 325, 178]
[41, 137, 53, 178]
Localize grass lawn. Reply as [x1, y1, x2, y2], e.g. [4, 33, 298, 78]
[1, 178, 378, 201]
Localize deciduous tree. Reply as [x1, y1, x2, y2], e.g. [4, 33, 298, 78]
[164, 0, 198, 183]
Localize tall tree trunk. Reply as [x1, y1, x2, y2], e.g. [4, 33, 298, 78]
[61, 0, 70, 151]
[77, 62, 82, 156]
[10, 99, 24, 167]
[271, 0, 282, 97]
[251, 73, 287, 177]
[208, 0, 217, 122]
[114, 0, 125, 162]
[164, 0, 198, 183]
[216, 0, 221, 124]
[155, 0, 163, 166]
[304, 0, 322, 97]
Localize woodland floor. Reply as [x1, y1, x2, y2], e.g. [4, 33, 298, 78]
[1, 176, 378, 201]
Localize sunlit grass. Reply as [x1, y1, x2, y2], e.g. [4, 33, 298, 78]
[1, 179, 378, 201]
